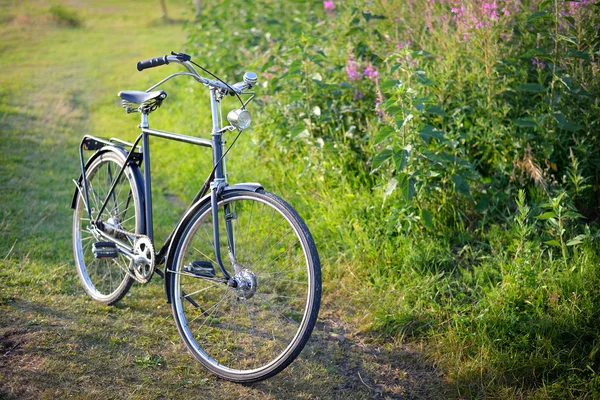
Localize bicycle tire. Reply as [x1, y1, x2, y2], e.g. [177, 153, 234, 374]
[73, 150, 144, 305]
[169, 189, 321, 382]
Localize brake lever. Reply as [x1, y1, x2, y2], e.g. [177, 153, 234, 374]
[170, 51, 191, 62]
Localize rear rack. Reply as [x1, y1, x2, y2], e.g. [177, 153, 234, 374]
[82, 135, 141, 153]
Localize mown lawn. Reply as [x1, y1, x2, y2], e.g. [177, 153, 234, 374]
[0, 1, 452, 399]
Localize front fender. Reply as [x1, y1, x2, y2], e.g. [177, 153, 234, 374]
[163, 182, 263, 303]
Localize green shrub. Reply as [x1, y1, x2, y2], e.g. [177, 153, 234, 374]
[187, 0, 600, 397]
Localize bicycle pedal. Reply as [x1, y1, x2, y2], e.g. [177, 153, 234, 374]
[92, 241, 118, 259]
[183, 261, 215, 278]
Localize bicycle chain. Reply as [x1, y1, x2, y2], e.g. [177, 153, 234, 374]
[107, 224, 147, 239]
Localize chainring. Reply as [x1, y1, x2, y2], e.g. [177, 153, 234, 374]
[132, 237, 155, 283]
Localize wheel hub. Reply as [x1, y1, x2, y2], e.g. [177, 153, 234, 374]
[231, 269, 257, 299]
[104, 217, 121, 233]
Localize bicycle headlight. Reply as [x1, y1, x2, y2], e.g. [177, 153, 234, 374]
[227, 108, 252, 130]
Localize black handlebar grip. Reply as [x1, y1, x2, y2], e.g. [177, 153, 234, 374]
[136, 55, 169, 71]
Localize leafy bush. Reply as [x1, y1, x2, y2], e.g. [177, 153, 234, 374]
[187, 0, 600, 397]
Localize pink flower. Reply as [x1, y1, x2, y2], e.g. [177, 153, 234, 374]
[532, 58, 546, 69]
[323, 0, 335, 13]
[483, 2, 499, 21]
[353, 90, 364, 101]
[346, 57, 360, 82]
[451, 6, 464, 20]
[363, 64, 379, 81]
[396, 39, 412, 50]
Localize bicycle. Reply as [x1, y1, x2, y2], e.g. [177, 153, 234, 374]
[70, 52, 322, 383]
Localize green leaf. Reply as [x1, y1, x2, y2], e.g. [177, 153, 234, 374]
[393, 146, 411, 172]
[262, 55, 276, 71]
[311, 72, 322, 82]
[516, 83, 545, 92]
[397, 173, 415, 201]
[381, 79, 400, 90]
[567, 50, 590, 60]
[520, 48, 550, 59]
[563, 211, 584, 219]
[425, 105, 447, 117]
[538, 0, 551, 11]
[381, 98, 397, 108]
[418, 125, 445, 143]
[566, 234, 586, 246]
[290, 124, 305, 136]
[544, 239, 561, 247]
[374, 126, 394, 144]
[371, 149, 393, 170]
[555, 33, 578, 46]
[286, 48, 302, 56]
[528, 11, 549, 22]
[452, 175, 471, 197]
[362, 12, 385, 22]
[288, 59, 302, 74]
[396, 118, 405, 130]
[514, 117, 539, 128]
[383, 178, 397, 200]
[289, 90, 303, 101]
[536, 211, 556, 220]
[420, 209, 433, 230]
[553, 112, 584, 132]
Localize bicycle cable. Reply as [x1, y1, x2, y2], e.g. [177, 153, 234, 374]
[189, 60, 245, 107]
[205, 128, 244, 187]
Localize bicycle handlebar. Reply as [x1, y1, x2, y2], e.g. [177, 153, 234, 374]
[137, 53, 257, 95]
[137, 55, 169, 71]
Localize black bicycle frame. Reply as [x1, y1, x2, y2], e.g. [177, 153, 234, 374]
[77, 88, 233, 280]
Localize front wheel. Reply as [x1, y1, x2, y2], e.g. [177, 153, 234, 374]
[169, 190, 321, 382]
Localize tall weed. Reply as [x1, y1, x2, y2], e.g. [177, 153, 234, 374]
[187, 0, 600, 397]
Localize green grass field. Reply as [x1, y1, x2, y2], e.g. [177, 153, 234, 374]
[0, 1, 452, 398]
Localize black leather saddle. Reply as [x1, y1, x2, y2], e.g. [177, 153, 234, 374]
[118, 90, 167, 114]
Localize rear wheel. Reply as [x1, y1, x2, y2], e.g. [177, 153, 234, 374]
[170, 190, 321, 382]
[73, 150, 143, 305]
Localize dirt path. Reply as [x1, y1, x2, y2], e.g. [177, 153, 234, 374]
[0, 287, 453, 399]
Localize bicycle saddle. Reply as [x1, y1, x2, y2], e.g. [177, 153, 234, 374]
[118, 90, 167, 104]
[118, 90, 167, 114]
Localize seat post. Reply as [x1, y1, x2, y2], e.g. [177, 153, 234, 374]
[140, 113, 149, 129]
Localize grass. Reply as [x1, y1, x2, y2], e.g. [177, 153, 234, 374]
[0, 1, 452, 399]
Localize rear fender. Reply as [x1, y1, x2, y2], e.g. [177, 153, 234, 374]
[70, 145, 141, 210]
[163, 182, 263, 303]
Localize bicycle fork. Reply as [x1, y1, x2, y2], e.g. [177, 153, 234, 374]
[208, 88, 239, 282]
